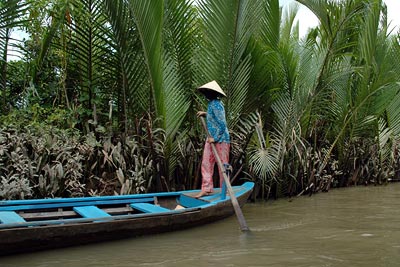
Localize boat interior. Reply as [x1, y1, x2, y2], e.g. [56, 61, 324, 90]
[0, 193, 210, 228]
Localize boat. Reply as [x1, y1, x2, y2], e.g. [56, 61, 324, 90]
[0, 182, 254, 255]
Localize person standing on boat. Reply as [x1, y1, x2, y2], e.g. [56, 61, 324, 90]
[195, 80, 230, 198]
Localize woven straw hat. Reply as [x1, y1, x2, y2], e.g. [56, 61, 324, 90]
[197, 80, 226, 97]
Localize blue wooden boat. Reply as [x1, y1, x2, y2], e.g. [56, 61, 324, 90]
[0, 182, 254, 255]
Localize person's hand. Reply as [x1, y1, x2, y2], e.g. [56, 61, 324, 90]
[207, 137, 215, 143]
[197, 111, 206, 117]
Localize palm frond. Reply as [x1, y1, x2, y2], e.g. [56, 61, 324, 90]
[296, 0, 363, 39]
[0, 0, 29, 111]
[249, 147, 279, 181]
[103, 0, 148, 129]
[358, 1, 380, 67]
[257, 0, 280, 48]
[163, 0, 196, 89]
[246, 112, 278, 181]
[162, 0, 196, 141]
[348, 1, 398, 138]
[67, 0, 111, 111]
[163, 56, 190, 140]
[244, 43, 281, 114]
[386, 90, 400, 138]
[196, 0, 260, 128]
[128, 0, 165, 122]
[160, 0, 198, 184]
[297, 0, 364, 94]
[31, 0, 70, 82]
[0, 0, 29, 58]
[280, 2, 299, 42]
[227, 55, 252, 127]
[378, 117, 391, 152]
[386, 37, 400, 139]
[0, 0, 29, 28]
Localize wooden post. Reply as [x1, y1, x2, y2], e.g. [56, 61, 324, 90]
[199, 117, 250, 231]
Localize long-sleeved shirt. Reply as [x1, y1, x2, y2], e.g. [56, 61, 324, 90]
[206, 99, 230, 143]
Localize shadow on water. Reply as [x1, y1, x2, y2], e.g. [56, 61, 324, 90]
[2, 183, 400, 266]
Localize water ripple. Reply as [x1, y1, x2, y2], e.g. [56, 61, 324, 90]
[250, 221, 305, 232]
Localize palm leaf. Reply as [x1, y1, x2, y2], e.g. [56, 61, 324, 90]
[385, 36, 400, 137]
[0, 0, 29, 111]
[280, 2, 299, 42]
[258, 0, 280, 49]
[162, 0, 196, 141]
[376, 117, 393, 174]
[103, 0, 148, 129]
[297, 0, 363, 94]
[162, 0, 198, 180]
[163, 56, 190, 140]
[248, 112, 279, 179]
[244, 0, 287, 115]
[195, 0, 260, 128]
[163, 0, 196, 89]
[249, 147, 279, 182]
[128, 0, 164, 123]
[67, 0, 111, 113]
[387, 91, 400, 138]
[0, 0, 29, 28]
[31, 0, 70, 83]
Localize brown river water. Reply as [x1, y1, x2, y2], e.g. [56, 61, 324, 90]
[2, 183, 400, 267]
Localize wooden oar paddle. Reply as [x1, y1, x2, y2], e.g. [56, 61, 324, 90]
[199, 117, 250, 231]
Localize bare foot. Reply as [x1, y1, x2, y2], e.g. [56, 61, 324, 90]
[194, 191, 212, 198]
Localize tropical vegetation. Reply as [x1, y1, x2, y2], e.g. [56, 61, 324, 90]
[1, 0, 399, 200]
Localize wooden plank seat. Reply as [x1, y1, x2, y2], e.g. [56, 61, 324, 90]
[130, 203, 170, 213]
[73, 206, 111, 218]
[0, 211, 26, 224]
[178, 195, 209, 208]
[0, 197, 155, 212]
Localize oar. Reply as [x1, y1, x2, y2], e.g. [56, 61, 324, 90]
[199, 116, 250, 231]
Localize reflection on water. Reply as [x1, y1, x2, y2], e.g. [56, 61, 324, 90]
[2, 183, 400, 266]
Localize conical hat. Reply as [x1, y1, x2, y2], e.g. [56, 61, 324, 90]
[197, 80, 226, 97]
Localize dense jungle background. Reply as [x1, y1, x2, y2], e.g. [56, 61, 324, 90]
[1, 0, 400, 200]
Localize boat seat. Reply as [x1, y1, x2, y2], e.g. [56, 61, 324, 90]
[130, 203, 170, 213]
[73, 206, 111, 218]
[0, 211, 26, 224]
[178, 195, 208, 208]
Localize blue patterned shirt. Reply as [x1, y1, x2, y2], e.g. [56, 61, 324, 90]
[207, 99, 230, 143]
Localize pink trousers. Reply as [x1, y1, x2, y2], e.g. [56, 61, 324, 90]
[201, 142, 230, 193]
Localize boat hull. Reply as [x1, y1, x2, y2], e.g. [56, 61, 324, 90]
[0, 182, 253, 255]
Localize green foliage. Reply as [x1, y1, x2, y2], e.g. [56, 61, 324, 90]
[0, 0, 30, 113]
[0, 111, 173, 199]
[1, 0, 400, 200]
[0, 131, 33, 199]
